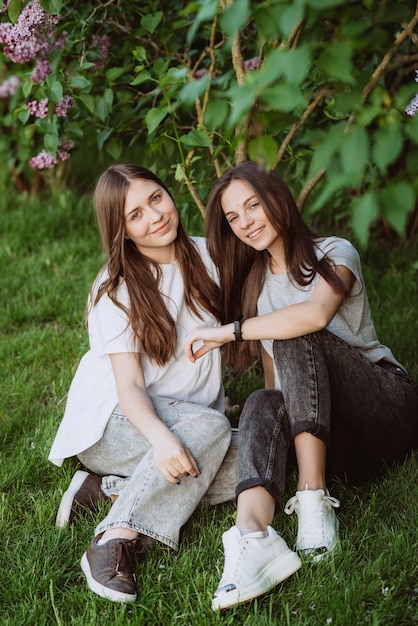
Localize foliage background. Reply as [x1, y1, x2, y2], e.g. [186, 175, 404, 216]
[1, 0, 417, 244]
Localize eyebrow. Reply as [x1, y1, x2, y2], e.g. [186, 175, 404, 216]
[224, 194, 257, 216]
[125, 186, 162, 217]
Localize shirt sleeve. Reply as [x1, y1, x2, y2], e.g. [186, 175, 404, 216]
[320, 237, 363, 297]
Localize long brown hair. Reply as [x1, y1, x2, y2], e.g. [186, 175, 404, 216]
[205, 161, 346, 367]
[92, 163, 221, 366]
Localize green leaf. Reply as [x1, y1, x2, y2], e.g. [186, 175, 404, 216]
[351, 192, 379, 248]
[7, 0, 22, 23]
[97, 128, 113, 150]
[179, 130, 211, 147]
[65, 121, 84, 137]
[22, 81, 33, 98]
[203, 99, 229, 130]
[145, 107, 168, 135]
[276, 2, 305, 39]
[228, 84, 258, 126]
[372, 122, 403, 174]
[130, 70, 152, 86]
[95, 97, 109, 122]
[106, 67, 127, 83]
[308, 125, 344, 177]
[248, 136, 278, 169]
[106, 137, 122, 160]
[78, 94, 95, 114]
[68, 75, 93, 90]
[319, 41, 354, 84]
[261, 84, 306, 112]
[18, 110, 31, 124]
[40, 0, 64, 14]
[141, 11, 163, 34]
[44, 132, 59, 153]
[340, 126, 369, 185]
[187, 0, 219, 44]
[45, 80, 63, 103]
[179, 74, 210, 106]
[378, 182, 415, 236]
[220, 0, 250, 38]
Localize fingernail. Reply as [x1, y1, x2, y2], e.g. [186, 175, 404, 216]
[176, 481, 181, 485]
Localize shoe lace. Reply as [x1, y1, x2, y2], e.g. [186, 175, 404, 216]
[112, 540, 138, 582]
[284, 494, 340, 549]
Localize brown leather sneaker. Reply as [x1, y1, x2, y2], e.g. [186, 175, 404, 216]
[55, 470, 110, 527]
[81, 536, 145, 603]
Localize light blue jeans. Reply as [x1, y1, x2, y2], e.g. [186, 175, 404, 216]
[78, 396, 235, 550]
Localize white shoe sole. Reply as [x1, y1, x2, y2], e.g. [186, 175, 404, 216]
[80, 552, 137, 603]
[55, 470, 90, 528]
[211, 548, 302, 611]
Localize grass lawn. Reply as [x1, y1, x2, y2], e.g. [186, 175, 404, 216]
[1, 189, 417, 626]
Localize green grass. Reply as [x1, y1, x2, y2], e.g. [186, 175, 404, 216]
[1, 189, 418, 625]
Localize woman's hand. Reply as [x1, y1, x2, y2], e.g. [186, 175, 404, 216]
[184, 324, 233, 362]
[152, 430, 200, 484]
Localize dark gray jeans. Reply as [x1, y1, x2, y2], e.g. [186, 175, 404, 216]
[236, 330, 418, 508]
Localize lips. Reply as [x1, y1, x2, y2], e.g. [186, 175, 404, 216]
[152, 219, 171, 235]
[248, 226, 264, 240]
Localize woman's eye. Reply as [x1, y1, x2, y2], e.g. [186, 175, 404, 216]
[249, 202, 259, 211]
[131, 211, 140, 220]
[152, 193, 161, 203]
[229, 215, 237, 223]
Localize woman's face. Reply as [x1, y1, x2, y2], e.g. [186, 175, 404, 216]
[124, 178, 179, 262]
[221, 179, 281, 253]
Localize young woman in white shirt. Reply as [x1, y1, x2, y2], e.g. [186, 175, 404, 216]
[49, 163, 235, 604]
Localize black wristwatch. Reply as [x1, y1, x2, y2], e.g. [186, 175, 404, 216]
[233, 315, 245, 342]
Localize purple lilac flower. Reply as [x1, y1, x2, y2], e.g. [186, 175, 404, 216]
[29, 149, 58, 169]
[55, 95, 73, 117]
[27, 97, 49, 118]
[244, 57, 260, 72]
[59, 137, 74, 151]
[0, 75, 21, 98]
[31, 55, 51, 83]
[0, 0, 60, 64]
[194, 69, 209, 80]
[90, 34, 110, 70]
[405, 70, 418, 117]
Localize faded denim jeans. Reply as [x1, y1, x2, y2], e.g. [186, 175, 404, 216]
[78, 396, 236, 550]
[236, 330, 418, 509]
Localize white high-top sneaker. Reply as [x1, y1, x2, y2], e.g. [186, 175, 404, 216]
[284, 489, 340, 561]
[212, 525, 302, 611]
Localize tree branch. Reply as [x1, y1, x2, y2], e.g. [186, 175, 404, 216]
[274, 86, 329, 169]
[296, 168, 326, 213]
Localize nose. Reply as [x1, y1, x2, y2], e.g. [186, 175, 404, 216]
[148, 206, 163, 222]
[239, 211, 255, 230]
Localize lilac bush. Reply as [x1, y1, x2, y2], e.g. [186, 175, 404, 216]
[0, 0, 417, 242]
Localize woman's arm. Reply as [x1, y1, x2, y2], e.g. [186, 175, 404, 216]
[110, 352, 200, 483]
[261, 347, 275, 389]
[185, 266, 355, 362]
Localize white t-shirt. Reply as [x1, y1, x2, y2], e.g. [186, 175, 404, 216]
[49, 237, 224, 466]
[257, 236, 403, 390]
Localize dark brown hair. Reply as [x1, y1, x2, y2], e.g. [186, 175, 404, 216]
[92, 163, 221, 366]
[205, 161, 346, 367]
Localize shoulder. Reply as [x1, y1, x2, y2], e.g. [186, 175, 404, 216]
[316, 236, 360, 264]
[189, 236, 214, 266]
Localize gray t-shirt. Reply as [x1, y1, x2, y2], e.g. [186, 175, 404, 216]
[257, 236, 402, 390]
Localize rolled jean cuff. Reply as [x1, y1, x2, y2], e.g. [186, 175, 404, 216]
[292, 420, 329, 446]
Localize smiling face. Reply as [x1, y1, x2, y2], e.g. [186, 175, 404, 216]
[124, 178, 179, 263]
[221, 179, 282, 256]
